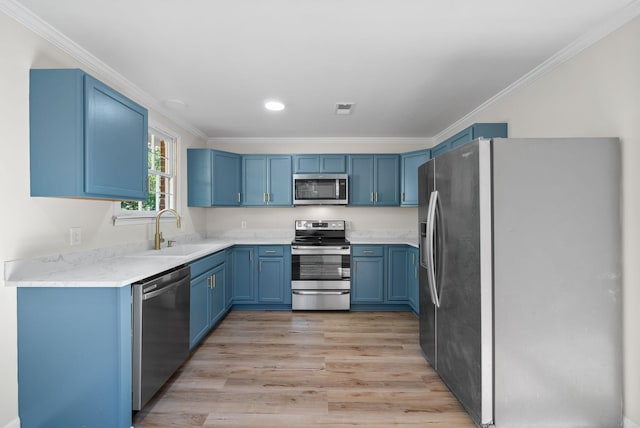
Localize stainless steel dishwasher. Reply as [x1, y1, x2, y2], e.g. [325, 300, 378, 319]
[132, 264, 190, 411]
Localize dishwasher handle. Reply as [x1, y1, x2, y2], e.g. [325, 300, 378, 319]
[142, 280, 186, 301]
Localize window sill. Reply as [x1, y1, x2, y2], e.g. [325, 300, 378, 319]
[111, 213, 180, 226]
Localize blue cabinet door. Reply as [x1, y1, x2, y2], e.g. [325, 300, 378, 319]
[187, 149, 213, 206]
[188, 149, 241, 206]
[408, 247, 419, 313]
[18, 287, 132, 428]
[349, 155, 400, 206]
[352, 257, 385, 303]
[232, 246, 256, 302]
[293, 155, 320, 173]
[84, 75, 148, 199]
[242, 155, 291, 206]
[30, 69, 148, 200]
[349, 155, 375, 205]
[320, 155, 347, 173]
[267, 155, 292, 206]
[242, 156, 268, 206]
[293, 154, 346, 173]
[258, 256, 285, 303]
[387, 246, 409, 301]
[209, 264, 226, 325]
[374, 155, 400, 206]
[190, 271, 210, 349]
[225, 250, 234, 310]
[212, 150, 241, 206]
[401, 149, 430, 206]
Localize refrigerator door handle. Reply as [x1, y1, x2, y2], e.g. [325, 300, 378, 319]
[426, 190, 440, 307]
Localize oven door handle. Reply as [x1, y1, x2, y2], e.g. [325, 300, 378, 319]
[291, 246, 351, 255]
[292, 290, 350, 295]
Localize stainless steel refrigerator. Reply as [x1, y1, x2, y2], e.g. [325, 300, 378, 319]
[418, 138, 622, 427]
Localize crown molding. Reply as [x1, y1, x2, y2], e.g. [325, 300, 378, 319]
[0, 0, 207, 140]
[432, 0, 640, 144]
[207, 137, 434, 147]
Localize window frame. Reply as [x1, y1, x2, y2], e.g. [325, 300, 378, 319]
[112, 122, 180, 225]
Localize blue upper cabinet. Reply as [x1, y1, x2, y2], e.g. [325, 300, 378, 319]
[292, 154, 347, 173]
[242, 155, 292, 206]
[30, 69, 148, 200]
[349, 154, 400, 206]
[431, 123, 508, 158]
[187, 149, 241, 206]
[400, 149, 430, 207]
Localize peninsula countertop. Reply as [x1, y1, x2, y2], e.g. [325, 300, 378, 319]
[5, 234, 417, 288]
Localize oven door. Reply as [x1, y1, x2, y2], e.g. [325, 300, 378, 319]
[291, 246, 351, 310]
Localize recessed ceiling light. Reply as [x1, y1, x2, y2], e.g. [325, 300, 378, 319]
[265, 100, 285, 112]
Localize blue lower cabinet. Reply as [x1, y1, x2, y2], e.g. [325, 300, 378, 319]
[231, 245, 291, 309]
[225, 249, 234, 310]
[232, 246, 257, 302]
[351, 256, 385, 303]
[209, 264, 226, 325]
[408, 247, 419, 314]
[258, 257, 285, 302]
[189, 251, 228, 349]
[351, 244, 415, 311]
[190, 271, 210, 348]
[351, 245, 385, 303]
[17, 286, 132, 428]
[387, 246, 409, 301]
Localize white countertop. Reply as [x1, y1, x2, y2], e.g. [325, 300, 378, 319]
[4, 234, 416, 288]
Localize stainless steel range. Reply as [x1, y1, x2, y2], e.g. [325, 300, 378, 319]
[291, 220, 351, 310]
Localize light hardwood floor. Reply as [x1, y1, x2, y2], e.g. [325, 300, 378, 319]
[133, 311, 474, 427]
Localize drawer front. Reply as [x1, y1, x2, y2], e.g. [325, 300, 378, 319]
[190, 250, 226, 278]
[352, 246, 384, 257]
[258, 246, 285, 257]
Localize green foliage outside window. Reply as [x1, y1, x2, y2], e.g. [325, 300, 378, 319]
[120, 129, 175, 213]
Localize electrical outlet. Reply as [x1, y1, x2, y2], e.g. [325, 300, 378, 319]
[69, 227, 81, 246]
[241, 221, 247, 229]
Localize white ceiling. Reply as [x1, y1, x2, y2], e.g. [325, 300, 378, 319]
[8, 0, 640, 139]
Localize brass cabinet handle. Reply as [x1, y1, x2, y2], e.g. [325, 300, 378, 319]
[370, 192, 374, 202]
[264, 250, 277, 254]
[259, 261, 263, 272]
[237, 193, 241, 203]
[249, 250, 253, 262]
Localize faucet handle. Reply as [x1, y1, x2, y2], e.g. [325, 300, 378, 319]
[159, 231, 165, 243]
[167, 239, 176, 247]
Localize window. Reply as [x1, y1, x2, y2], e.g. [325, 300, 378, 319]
[114, 125, 178, 222]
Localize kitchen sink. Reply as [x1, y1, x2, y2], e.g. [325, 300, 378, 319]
[132, 243, 227, 258]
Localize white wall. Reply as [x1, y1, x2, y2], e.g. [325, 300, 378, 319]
[0, 11, 207, 427]
[437, 16, 640, 426]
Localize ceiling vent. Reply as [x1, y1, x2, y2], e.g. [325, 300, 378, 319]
[335, 103, 355, 115]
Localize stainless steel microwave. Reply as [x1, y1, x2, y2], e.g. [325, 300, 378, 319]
[293, 174, 348, 205]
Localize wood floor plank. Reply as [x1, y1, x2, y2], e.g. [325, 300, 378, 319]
[133, 311, 474, 428]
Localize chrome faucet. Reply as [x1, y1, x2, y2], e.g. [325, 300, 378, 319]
[154, 208, 181, 250]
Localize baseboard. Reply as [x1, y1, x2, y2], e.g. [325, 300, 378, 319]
[2, 417, 20, 428]
[625, 416, 640, 428]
